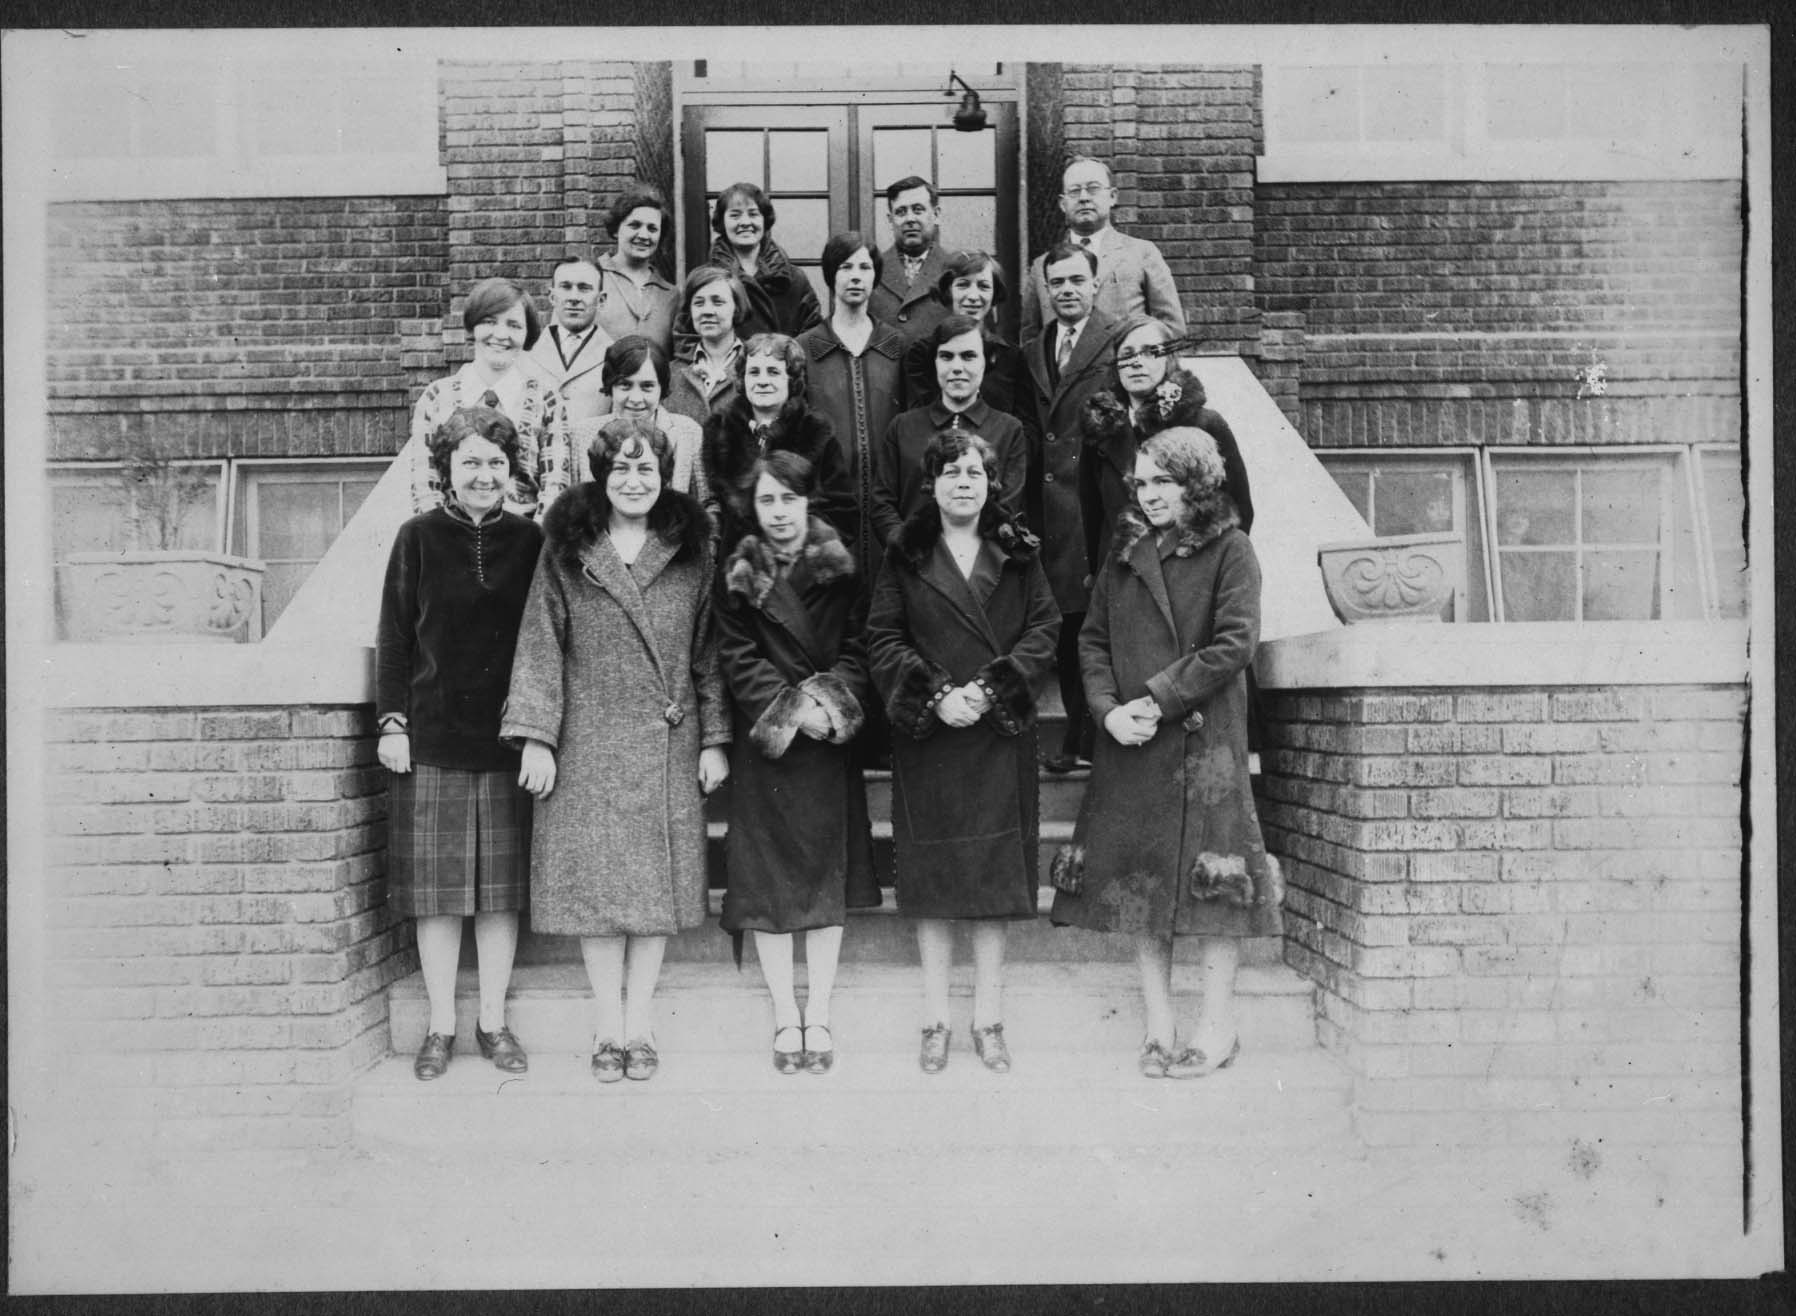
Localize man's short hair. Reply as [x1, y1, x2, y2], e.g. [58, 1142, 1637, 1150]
[1044, 242, 1099, 277]
[884, 175, 939, 207]
[1062, 155, 1115, 188]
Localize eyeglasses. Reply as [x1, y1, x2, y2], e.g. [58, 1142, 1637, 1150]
[1062, 182, 1110, 199]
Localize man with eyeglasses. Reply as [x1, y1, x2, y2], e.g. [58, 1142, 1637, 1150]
[524, 255, 615, 431]
[870, 176, 961, 351]
[1020, 157, 1186, 348]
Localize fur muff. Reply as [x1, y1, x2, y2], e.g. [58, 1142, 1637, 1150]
[542, 481, 710, 577]
[1048, 844, 1085, 895]
[799, 672, 864, 744]
[1110, 485, 1241, 567]
[975, 654, 1036, 734]
[703, 399, 837, 519]
[893, 499, 1041, 574]
[723, 518, 855, 608]
[1189, 850, 1284, 910]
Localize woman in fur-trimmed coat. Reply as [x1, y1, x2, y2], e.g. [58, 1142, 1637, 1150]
[866, 429, 1059, 1076]
[1050, 426, 1283, 1083]
[501, 418, 730, 1084]
[716, 452, 879, 1075]
[1078, 314, 1254, 573]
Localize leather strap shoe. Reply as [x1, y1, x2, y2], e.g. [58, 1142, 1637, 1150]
[413, 1032, 453, 1081]
[919, 1023, 951, 1074]
[624, 1038, 659, 1081]
[591, 1040, 626, 1083]
[1166, 1035, 1241, 1079]
[475, 1024, 528, 1074]
[972, 1022, 1011, 1073]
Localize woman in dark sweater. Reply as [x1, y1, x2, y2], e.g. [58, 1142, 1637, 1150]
[376, 396, 544, 1082]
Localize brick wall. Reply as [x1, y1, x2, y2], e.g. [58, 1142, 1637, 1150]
[1063, 64, 1260, 351]
[1259, 684, 1745, 1150]
[43, 705, 404, 1149]
[1254, 181, 1743, 448]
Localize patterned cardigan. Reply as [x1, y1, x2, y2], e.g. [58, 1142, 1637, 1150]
[405, 365, 566, 521]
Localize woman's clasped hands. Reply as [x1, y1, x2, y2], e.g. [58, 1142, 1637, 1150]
[1104, 695, 1162, 748]
[935, 682, 991, 729]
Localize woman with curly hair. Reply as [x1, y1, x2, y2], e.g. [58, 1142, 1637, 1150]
[700, 331, 853, 551]
[501, 418, 731, 1084]
[1078, 315, 1253, 572]
[1049, 426, 1282, 1080]
[866, 430, 1059, 1076]
[716, 450, 879, 1075]
[378, 397, 543, 1081]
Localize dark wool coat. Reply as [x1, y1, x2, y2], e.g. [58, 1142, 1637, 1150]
[701, 397, 855, 551]
[716, 520, 879, 933]
[797, 320, 908, 580]
[866, 504, 1060, 919]
[671, 237, 823, 349]
[500, 484, 729, 937]
[902, 329, 1041, 452]
[376, 505, 542, 772]
[869, 244, 959, 350]
[664, 350, 741, 427]
[869, 399, 1028, 551]
[1049, 494, 1283, 940]
[1078, 367, 1255, 570]
[1022, 307, 1127, 613]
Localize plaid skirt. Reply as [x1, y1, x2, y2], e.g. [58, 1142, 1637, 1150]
[386, 762, 531, 917]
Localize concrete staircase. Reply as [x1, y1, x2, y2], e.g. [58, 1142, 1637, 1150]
[355, 711, 1353, 1158]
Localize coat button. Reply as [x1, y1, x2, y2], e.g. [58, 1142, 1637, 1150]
[1183, 711, 1205, 732]
[1046, 432, 1057, 443]
[1044, 472, 1055, 483]
[664, 703, 685, 727]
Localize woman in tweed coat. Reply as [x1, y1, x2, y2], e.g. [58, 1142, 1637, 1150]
[502, 418, 730, 1083]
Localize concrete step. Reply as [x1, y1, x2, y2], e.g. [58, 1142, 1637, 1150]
[354, 1037, 1352, 1154]
[504, 885, 1289, 968]
[387, 959, 1320, 1056]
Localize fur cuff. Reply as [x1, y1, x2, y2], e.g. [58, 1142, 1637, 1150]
[1186, 851, 1275, 909]
[749, 686, 810, 760]
[975, 655, 1036, 735]
[1048, 844, 1085, 895]
[798, 672, 864, 745]
[887, 659, 953, 740]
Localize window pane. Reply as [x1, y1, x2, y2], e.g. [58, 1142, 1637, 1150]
[1584, 550, 1661, 620]
[1701, 448, 1746, 619]
[774, 198, 830, 266]
[1363, 65, 1445, 143]
[706, 131, 764, 191]
[1486, 63, 1568, 139]
[872, 127, 932, 192]
[1495, 469, 1574, 545]
[767, 130, 830, 193]
[1374, 470, 1456, 535]
[937, 195, 996, 257]
[1280, 68, 1360, 143]
[254, 481, 340, 560]
[802, 265, 829, 310]
[1581, 466, 1660, 543]
[1500, 552, 1577, 621]
[936, 127, 996, 189]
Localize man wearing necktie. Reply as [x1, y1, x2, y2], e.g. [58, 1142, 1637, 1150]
[524, 256, 615, 433]
[1024, 243, 1126, 773]
[1021, 156, 1186, 349]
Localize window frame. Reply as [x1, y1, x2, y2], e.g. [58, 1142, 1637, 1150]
[229, 457, 389, 638]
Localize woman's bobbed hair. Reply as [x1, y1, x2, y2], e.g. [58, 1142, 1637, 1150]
[736, 333, 808, 399]
[462, 277, 543, 351]
[1138, 426, 1226, 503]
[588, 416, 676, 489]
[711, 181, 776, 238]
[740, 450, 817, 515]
[427, 393, 525, 498]
[934, 250, 1008, 311]
[601, 335, 671, 394]
[604, 184, 669, 238]
[682, 264, 752, 329]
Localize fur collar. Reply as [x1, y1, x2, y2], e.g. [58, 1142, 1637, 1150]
[1082, 367, 1212, 452]
[1110, 485, 1240, 565]
[706, 234, 800, 292]
[705, 400, 832, 506]
[724, 517, 855, 606]
[893, 500, 1041, 573]
[542, 481, 710, 576]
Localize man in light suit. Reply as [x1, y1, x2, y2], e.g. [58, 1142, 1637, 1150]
[1021, 156, 1186, 348]
[869, 176, 960, 352]
[1023, 242, 1126, 772]
[524, 256, 613, 431]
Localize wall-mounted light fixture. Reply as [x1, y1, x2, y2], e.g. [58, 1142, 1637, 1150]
[945, 70, 987, 132]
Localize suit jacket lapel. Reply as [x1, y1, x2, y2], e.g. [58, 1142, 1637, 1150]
[918, 540, 1001, 652]
[1026, 330, 1055, 404]
[1126, 532, 1179, 641]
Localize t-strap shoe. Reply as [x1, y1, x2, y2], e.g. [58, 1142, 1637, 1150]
[919, 1023, 951, 1074]
[971, 1022, 1011, 1073]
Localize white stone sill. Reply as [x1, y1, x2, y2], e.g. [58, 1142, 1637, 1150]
[24, 621, 1749, 711]
[1254, 621, 1749, 690]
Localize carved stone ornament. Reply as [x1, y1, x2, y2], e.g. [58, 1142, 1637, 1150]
[58, 551, 266, 643]
[1316, 532, 1465, 625]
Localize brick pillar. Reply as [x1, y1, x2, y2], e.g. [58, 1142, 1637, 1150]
[1260, 684, 1745, 1151]
[44, 705, 405, 1149]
